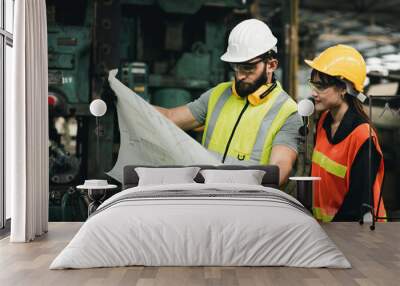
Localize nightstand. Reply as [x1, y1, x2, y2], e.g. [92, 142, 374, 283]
[289, 176, 321, 211]
[77, 180, 117, 216]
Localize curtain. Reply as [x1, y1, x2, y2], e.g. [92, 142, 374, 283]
[7, 0, 48, 242]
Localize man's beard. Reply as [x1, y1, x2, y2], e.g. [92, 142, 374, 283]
[235, 69, 268, 98]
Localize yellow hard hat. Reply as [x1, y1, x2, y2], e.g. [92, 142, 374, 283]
[304, 44, 366, 93]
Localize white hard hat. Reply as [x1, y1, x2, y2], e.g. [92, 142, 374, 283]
[221, 19, 278, 63]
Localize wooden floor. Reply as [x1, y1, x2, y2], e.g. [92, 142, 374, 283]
[0, 222, 399, 286]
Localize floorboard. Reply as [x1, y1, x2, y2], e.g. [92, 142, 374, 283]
[0, 222, 399, 286]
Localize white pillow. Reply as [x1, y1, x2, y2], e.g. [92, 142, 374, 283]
[135, 167, 200, 186]
[200, 169, 266, 185]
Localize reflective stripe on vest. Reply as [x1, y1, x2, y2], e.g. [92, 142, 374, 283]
[313, 207, 334, 222]
[257, 98, 298, 164]
[312, 150, 347, 178]
[202, 83, 232, 147]
[202, 81, 297, 164]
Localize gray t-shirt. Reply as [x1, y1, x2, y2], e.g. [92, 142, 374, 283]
[187, 87, 303, 153]
[187, 89, 213, 125]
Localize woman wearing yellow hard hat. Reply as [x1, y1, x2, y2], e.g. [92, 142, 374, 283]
[305, 44, 386, 222]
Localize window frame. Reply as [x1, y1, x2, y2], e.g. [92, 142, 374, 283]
[1, 0, 13, 231]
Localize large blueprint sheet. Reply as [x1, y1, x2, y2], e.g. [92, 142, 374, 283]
[107, 70, 220, 182]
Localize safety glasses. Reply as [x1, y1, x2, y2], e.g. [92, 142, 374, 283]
[308, 79, 331, 93]
[230, 58, 264, 75]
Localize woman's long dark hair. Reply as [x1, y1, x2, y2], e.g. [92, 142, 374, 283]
[311, 69, 371, 124]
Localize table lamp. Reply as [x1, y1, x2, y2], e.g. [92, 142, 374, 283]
[290, 98, 318, 211]
[298, 98, 314, 173]
[77, 99, 116, 216]
[89, 99, 107, 168]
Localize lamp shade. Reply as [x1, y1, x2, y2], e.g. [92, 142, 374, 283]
[89, 99, 107, 117]
[298, 99, 314, 117]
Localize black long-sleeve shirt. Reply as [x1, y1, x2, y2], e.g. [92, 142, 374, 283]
[317, 106, 382, 221]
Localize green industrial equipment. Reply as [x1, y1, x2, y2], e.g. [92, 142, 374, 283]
[49, 186, 88, 222]
[120, 62, 150, 101]
[47, 24, 92, 221]
[48, 25, 91, 113]
[119, 0, 249, 106]
[152, 88, 193, 108]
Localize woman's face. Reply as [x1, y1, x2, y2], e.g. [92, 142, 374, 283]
[309, 74, 345, 112]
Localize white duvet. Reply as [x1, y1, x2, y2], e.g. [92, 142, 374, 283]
[50, 183, 351, 269]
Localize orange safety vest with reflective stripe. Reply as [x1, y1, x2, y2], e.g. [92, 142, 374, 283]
[311, 111, 386, 222]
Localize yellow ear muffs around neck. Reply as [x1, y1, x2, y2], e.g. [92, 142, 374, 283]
[232, 81, 277, 105]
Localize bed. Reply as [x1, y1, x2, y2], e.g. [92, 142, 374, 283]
[50, 165, 350, 269]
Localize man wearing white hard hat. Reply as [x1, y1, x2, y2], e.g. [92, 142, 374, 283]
[156, 19, 302, 186]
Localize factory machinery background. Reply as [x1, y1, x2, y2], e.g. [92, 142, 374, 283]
[46, 0, 260, 221]
[46, 0, 400, 221]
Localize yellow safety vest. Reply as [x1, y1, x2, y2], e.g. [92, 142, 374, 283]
[202, 81, 297, 164]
